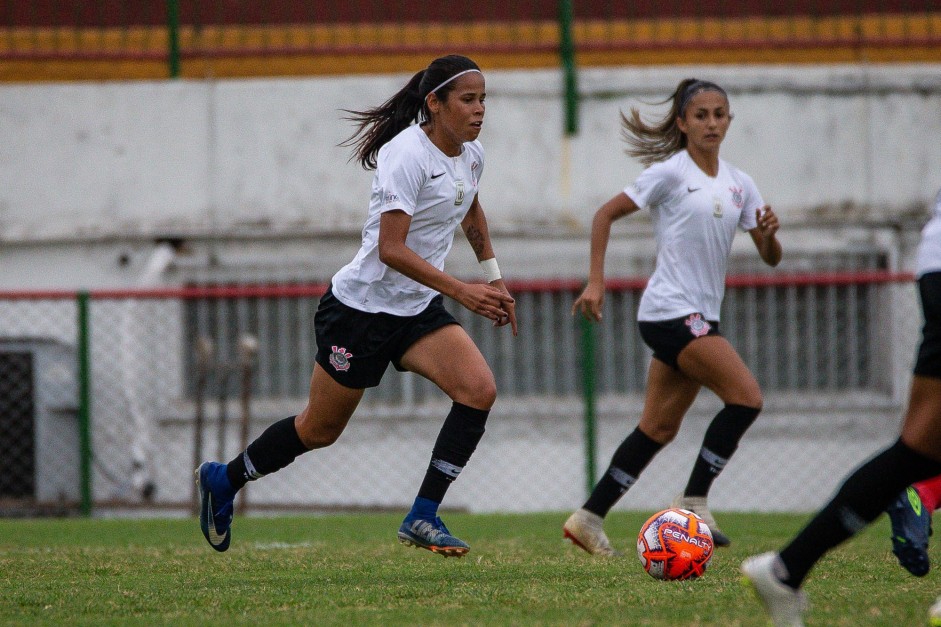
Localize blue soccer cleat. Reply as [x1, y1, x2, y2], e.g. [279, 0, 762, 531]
[887, 486, 932, 577]
[196, 462, 235, 552]
[397, 516, 469, 557]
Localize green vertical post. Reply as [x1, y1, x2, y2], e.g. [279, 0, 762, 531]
[77, 291, 93, 516]
[579, 316, 598, 497]
[167, 0, 181, 78]
[558, 0, 579, 135]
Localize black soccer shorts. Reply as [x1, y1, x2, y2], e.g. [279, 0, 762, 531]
[313, 287, 459, 388]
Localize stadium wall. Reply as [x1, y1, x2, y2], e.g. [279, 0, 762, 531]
[0, 63, 939, 290]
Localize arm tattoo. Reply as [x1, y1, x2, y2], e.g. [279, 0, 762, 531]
[465, 224, 485, 256]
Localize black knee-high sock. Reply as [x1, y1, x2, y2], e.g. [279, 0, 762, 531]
[416, 402, 489, 504]
[225, 416, 309, 491]
[684, 404, 760, 496]
[778, 439, 941, 588]
[583, 427, 664, 518]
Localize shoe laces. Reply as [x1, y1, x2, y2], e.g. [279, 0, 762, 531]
[411, 519, 452, 543]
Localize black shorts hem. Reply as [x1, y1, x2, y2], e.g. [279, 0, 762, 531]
[638, 313, 721, 370]
[914, 272, 941, 378]
[314, 353, 376, 389]
[314, 287, 459, 388]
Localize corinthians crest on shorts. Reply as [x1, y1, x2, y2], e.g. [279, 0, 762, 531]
[329, 346, 353, 371]
[685, 313, 711, 338]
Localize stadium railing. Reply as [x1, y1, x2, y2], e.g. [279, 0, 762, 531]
[0, 269, 920, 516]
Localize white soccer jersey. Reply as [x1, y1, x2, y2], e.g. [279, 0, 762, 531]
[626, 150, 762, 321]
[331, 124, 484, 315]
[915, 188, 941, 278]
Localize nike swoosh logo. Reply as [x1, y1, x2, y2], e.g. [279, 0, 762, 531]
[908, 487, 923, 515]
[430, 172, 446, 179]
[206, 492, 229, 547]
[687, 186, 700, 193]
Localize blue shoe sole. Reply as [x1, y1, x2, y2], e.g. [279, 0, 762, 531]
[196, 462, 231, 553]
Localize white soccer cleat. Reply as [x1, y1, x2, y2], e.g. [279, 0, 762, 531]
[741, 552, 808, 627]
[563, 508, 618, 557]
[672, 494, 731, 546]
[929, 595, 941, 626]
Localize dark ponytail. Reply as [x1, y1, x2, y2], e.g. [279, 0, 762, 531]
[341, 54, 481, 170]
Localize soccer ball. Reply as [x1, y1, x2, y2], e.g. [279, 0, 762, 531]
[636, 507, 714, 580]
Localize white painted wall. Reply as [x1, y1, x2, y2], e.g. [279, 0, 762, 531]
[2, 64, 940, 242]
[2, 63, 938, 289]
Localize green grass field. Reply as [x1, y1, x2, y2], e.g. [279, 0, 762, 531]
[0, 511, 935, 626]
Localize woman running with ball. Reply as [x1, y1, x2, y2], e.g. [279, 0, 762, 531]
[564, 78, 782, 555]
[196, 54, 517, 558]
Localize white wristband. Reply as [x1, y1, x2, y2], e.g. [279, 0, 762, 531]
[479, 258, 502, 283]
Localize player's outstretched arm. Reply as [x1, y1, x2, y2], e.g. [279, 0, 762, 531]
[573, 192, 640, 321]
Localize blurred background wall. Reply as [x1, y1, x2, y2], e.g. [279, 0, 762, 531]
[0, 1, 939, 516]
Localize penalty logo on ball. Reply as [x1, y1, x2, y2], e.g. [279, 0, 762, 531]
[637, 507, 714, 580]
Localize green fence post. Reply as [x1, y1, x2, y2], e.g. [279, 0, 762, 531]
[579, 316, 598, 497]
[77, 291, 93, 517]
[558, 0, 579, 135]
[167, 0, 181, 78]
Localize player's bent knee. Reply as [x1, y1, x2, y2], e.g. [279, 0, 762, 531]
[453, 375, 497, 410]
[641, 422, 680, 445]
[727, 388, 762, 411]
[296, 422, 345, 449]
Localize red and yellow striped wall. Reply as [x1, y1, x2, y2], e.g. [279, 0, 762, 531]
[3, 1, 940, 81]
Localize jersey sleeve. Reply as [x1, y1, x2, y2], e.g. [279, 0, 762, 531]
[737, 170, 763, 231]
[624, 161, 674, 210]
[374, 140, 426, 217]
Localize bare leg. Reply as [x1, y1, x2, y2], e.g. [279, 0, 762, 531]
[638, 357, 701, 442]
[901, 375, 941, 463]
[677, 335, 762, 408]
[295, 363, 365, 449]
[399, 324, 496, 409]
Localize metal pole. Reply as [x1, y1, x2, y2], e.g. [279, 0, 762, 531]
[192, 336, 213, 514]
[77, 291, 93, 517]
[217, 363, 230, 462]
[558, 0, 579, 136]
[166, 0, 181, 78]
[579, 316, 598, 497]
[237, 334, 258, 513]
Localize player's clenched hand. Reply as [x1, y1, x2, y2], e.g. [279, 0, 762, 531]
[459, 283, 516, 329]
[755, 205, 779, 238]
[572, 281, 604, 322]
[490, 283, 518, 336]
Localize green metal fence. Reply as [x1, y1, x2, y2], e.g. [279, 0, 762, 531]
[0, 266, 920, 517]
